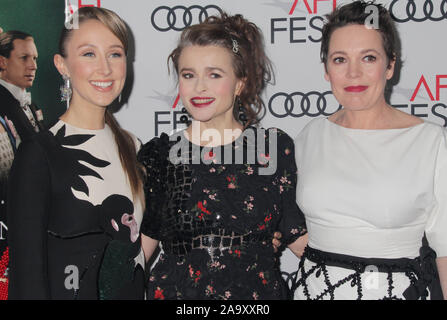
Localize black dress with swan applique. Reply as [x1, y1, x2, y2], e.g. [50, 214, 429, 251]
[7, 120, 145, 299]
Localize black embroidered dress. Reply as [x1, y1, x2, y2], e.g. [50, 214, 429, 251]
[138, 127, 306, 300]
[7, 120, 145, 299]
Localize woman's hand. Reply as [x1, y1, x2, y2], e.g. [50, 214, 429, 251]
[288, 233, 308, 258]
[272, 232, 282, 252]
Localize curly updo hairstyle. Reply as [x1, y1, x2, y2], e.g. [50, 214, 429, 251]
[168, 13, 274, 127]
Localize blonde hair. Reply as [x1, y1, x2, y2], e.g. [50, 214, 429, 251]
[58, 7, 143, 201]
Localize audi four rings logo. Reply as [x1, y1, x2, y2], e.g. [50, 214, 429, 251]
[151, 5, 223, 31]
[389, 0, 447, 23]
[268, 91, 342, 118]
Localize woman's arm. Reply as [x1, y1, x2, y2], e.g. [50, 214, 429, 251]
[137, 136, 168, 265]
[141, 234, 159, 263]
[288, 233, 308, 258]
[436, 257, 447, 299]
[427, 129, 447, 300]
[275, 129, 308, 253]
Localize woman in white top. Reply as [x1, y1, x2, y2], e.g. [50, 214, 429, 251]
[293, 0, 447, 300]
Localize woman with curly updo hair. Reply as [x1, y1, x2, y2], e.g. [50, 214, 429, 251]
[138, 13, 307, 300]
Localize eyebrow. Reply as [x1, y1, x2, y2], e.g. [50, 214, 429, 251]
[18, 52, 38, 58]
[179, 66, 227, 73]
[77, 44, 124, 50]
[329, 49, 381, 57]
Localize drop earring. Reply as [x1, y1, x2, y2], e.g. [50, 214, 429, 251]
[60, 74, 72, 109]
[236, 96, 247, 124]
[180, 107, 191, 125]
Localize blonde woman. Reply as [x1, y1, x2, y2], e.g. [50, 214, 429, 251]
[8, 7, 144, 300]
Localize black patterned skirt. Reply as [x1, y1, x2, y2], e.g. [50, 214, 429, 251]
[292, 246, 442, 300]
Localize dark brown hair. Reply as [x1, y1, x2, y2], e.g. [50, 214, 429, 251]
[168, 13, 273, 127]
[0, 30, 34, 71]
[58, 7, 142, 199]
[321, 0, 399, 69]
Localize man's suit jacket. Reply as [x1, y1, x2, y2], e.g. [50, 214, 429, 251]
[0, 83, 45, 299]
[0, 84, 45, 143]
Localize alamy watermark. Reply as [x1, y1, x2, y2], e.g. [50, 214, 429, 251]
[64, 1, 79, 30]
[364, 4, 380, 29]
[64, 265, 79, 291]
[168, 123, 278, 175]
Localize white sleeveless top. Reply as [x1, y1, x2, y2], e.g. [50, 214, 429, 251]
[295, 118, 447, 259]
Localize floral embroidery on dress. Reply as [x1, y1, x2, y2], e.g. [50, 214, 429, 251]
[188, 265, 202, 285]
[192, 200, 212, 221]
[138, 127, 307, 300]
[277, 170, 293, 194]
[205, 285, 216, 296]
[203, 188, 219, 201]
[225, 174, 238, 189]
[258, 212, 273, 231]
[239, 164, 254, 176]
[243, 195, 255, 213]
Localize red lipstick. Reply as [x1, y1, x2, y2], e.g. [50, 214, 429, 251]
[190, 97, 215, 108]
[344, 86, 368, 93]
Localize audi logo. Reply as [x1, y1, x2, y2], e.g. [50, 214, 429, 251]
[268, 91, 342, 118]
[389, 0, 447, 23]
[151, 5, 224, 32]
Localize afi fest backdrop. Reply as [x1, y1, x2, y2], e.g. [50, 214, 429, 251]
[3, 0, 447, 289]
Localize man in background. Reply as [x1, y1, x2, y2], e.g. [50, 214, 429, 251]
[0, 30, 45, 300]
[0, 30, 44, 140]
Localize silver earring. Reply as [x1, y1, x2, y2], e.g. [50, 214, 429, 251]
[60, 74, 72, 109]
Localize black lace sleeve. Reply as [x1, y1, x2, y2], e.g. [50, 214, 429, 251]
[274, 129, 307, 245]
[137, 134, 170, 240]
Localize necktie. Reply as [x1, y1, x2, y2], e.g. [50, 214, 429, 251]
[19, 91, 32, 107]
[19, 92, 39, 133]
